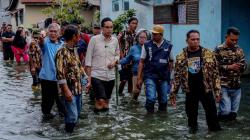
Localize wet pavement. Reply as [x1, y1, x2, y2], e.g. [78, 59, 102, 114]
[0, 51, 250, 140]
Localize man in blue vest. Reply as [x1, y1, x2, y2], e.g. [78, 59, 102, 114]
[137, 25, 173, 113]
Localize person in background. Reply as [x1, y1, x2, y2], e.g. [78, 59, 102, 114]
[85, 17, 120, 112]
[11, 29, 29, 64]
[118, 17, 138, 96]
[17, 25, 24, 31]
[39, 23, 65, 119]
[90, 24, 101, 38]
[29, 29, 42, 88]
[119, 29, 150, 100]
[56, 25, 84, 133]
[170, 30, 221, 133]
[214, 27, 247, 121]
[1, 24, 15, 61]
[0, 22, 7, 49]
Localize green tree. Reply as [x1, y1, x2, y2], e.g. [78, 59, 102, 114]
[42, 0, 84, 24]
[113, 9, 136, 34]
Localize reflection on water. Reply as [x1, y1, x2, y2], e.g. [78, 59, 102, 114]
[0, 52, 250, 140]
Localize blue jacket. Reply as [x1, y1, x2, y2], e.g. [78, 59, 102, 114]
[144, 39, 172, 81]
[120, 44, 142, 76]
[39, 38, 63, 81]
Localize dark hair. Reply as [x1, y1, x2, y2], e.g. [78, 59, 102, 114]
[227, 27, 240, 36]
[7, 24, 12, 27]
[61, 21, 69, 27]
[63, 25, 79, 41]
[13, 30, 26, 49]
[101, 17, 112, 27]
[128, 17, 138, 24]
[186, 29, 200, 39]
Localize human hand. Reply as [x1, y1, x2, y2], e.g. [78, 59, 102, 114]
[31, 67, 36, 75]
[65, 90, 73, 102]
[228, 63, 241, 72]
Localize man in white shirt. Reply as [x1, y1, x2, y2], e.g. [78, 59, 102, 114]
[85, 17, 120, 112]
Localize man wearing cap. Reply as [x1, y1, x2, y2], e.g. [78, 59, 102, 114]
[90, 24, 101, 38]
[137, 25, 173, 113]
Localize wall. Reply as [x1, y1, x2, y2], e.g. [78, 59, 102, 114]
[222, 0, 250, 73]
[100, 0, 222, 57]
[100, 0, 153, 31]
[24, 5, 48, 28]
[158, 0, 222, 57]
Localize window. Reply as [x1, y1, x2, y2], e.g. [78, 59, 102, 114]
[153, 0, 199, 24]
[153, 5, 178, 24]
[124, 0, 129, 11]
[112, 0, 119, 12]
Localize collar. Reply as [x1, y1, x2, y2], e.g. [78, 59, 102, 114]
[101, 33, 112, 42]
[223, 42, 238, 49]
[153, 39, 165, 48]
[48, 37, 62, 44]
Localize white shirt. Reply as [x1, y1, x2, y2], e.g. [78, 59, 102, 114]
[85, 34, 120, 81]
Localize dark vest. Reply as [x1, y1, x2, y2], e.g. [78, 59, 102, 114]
[144, 39, 172, 81]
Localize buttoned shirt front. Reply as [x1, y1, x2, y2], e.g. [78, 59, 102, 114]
[85, 34, 120, 81]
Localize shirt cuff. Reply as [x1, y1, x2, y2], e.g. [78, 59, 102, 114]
[58, 79, 67, 84]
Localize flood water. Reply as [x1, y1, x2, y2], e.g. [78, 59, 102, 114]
[0, 51, 250, 140]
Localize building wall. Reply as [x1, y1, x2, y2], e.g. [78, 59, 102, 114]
[80, 7, 97, 26]
[100, 0, 153, 31]
[24, 5, 48, 28]
[100, 0, 222, 57]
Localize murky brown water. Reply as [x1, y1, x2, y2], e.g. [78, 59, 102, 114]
[0, 51, 250, 140]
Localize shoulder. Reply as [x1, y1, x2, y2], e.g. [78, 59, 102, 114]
[112, 35, 119, 44]
[202, 47, 216, 58]
[214, 44, 224, 51]
[176, 50, 185, 61]
[144, 40, 153, 47]
[56, 45, 67, 54]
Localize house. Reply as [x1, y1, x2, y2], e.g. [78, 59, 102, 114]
[0, 0, 100, 30]
[21, 0, 100, 29]
[0, 0, 25, 31]
[100, 0, 250, 73]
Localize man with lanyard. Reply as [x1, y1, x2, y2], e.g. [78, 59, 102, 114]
[118, 17, 138, 96]
[137, 25, 173, 113]
[85, 17, 120, 112]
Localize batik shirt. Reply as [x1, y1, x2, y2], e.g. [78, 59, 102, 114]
[29, 41, 42, 70]
[56, 44, 83, 95]
[170, 47, 221, 98]
[214, 43, 247, 89]
[119, 29, 136, 57]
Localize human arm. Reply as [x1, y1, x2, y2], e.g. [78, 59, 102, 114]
[108, 39, 120, 69]
[55, 50, 73, 102]
[212, 54, 221, 102]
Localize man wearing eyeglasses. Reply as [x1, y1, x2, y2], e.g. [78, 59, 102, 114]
[85, 17, 120, 112]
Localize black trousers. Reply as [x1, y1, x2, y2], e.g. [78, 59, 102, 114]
[3, 46, 14, 61]
[41, 79, 65, 115]
[91, 77, 115, 100]
[185, 89, 221, 130]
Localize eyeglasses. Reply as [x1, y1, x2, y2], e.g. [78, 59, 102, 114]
[139, 36, 147, 39]
[103, 26, 113, 29]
